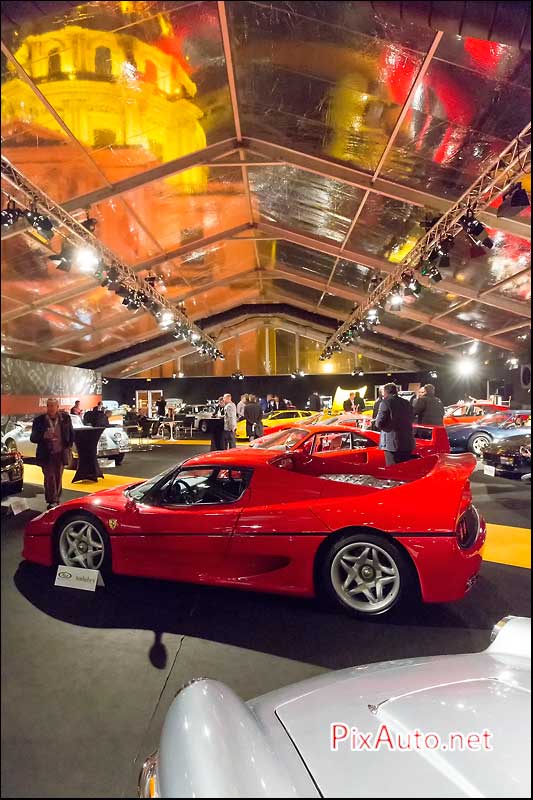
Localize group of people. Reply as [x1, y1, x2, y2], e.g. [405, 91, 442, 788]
[374, 382, 445, 465]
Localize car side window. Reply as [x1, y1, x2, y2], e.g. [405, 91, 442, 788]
[162, 467, 252, 506]
[276, 412, 296, 420]
[352, 434, 376, 449]
[314, 432, 353, 452]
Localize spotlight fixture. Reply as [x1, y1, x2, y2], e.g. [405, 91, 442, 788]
[388, 287, 404, 308]
[49, 241, 75, 272]
[506, 356, 520, 370]
[456, 357, 478, 377]
[81, 215, 98, 233]
[459, 209, 493, 249]
[26, 204, 54, 243]
[366, 308, 380, 325]
[158, 310, 175, 327]
[429, 370, 438, 379]
[497, 183, 530, 218]
[75, 247, 100, 273]
[231, 371, 245, 381]
[1, 199, 22, 228]
[145, 271, 157, 286]
[368, 273, 381, 293]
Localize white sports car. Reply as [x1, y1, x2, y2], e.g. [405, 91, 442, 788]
[139, 616, 530, 798]
[2, 414, 130, 467]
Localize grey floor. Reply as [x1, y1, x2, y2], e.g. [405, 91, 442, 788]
[1, 447, 531, 798]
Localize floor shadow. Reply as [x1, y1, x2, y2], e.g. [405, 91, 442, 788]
[13, 559, 529, 671]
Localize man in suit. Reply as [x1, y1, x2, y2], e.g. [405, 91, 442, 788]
[269, 395, 286, 412]
[222, 393, 237, 449]
[375, 383, 415, 466]
[343, 392, 366, 413]
[30, 398, 75, 509]
[413, 384, 445, 426]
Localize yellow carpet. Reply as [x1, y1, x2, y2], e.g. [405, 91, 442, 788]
[483, 523, 531, 569]
[23, 465, 530, 570]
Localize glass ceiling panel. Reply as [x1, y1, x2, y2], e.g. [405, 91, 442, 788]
[361, 330, 435, 364]
[410, 325, 469, 348]
[264, 240, 335, 282]
[319, 293, 354, 316]
[2, 308, 86, 345]
[447, 302, 518, 333]
[120, 165, 249, 255]
[271, 278, 323, 306]
[498, 272, 531, 303]
[330, 259, 373, 293]
[229, 1, 434, 174]
[248, 165, 365, 244]
[2, 1, 234, 196]
[0, 233, 90, 306]
[382, 34, 531, 199]
[91, 196, 161, 263]
[347, 194, 430, 261]
[447, 230, 531, 299]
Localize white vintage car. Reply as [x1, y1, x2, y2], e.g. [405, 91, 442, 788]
[139, 616, 530, 798]
[2, 414, 130, 467]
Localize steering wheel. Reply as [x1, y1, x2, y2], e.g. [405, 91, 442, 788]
[170, 478, 195, 505]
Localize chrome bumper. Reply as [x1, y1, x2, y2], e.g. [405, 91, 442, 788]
[138, 751, 159, 798]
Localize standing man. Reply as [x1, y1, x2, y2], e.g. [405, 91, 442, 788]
[375, 383, 415, 466]
[222, 393, 237, 449]
[244, 395, 264, 440]
[343, 392, 357, 412]
[30, 398, 74, 509]
[156, 396, 167, 419]
[413, 384, 445, 425]
[70, 400, 83, 416]
[236, 394, 248, 419]
[308, 391, 321, 411]
[353, 391, 366, 412]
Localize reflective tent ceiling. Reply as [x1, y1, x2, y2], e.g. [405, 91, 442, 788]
[1, 0, 531, 376]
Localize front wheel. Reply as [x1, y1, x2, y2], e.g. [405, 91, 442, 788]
[317, 532, 415, 617]
[114, 454, 125, 466]
[55, 512, 111, 574]
[199, 420, 208, 434]
[468, 433, 491, 456]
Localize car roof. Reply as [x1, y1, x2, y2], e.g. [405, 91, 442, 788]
[183, 449, 276, 467]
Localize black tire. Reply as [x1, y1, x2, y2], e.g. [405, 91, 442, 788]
[199, 420, 208, 434]
[4, 439, 17, 453]
[317, 531, 416, 618]
[54, 511, 112, 576]
[468, 433, 491, 456]
[11, 479, 23, 494]
[114, 454, 125, 466]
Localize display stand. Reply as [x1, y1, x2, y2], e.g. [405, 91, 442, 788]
[204, 417, 224, 451]
[72, 427, 104, 482]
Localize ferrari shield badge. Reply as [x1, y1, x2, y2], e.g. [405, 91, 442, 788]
[108, 519, 118, 530]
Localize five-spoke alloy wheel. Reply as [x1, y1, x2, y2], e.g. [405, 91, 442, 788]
[57, 513, 110, 573]
[319, 532, 414, 617]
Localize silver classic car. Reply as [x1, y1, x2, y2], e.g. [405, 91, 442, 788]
[2, 414, 130, 467]
[139, 616, 530, 798]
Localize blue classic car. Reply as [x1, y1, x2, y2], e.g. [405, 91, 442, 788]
[447, 411, 531, 455]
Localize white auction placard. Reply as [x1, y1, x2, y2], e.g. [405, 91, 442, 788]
[54, 566, 105, 592]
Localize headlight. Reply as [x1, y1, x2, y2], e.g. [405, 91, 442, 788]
[490, 615, 518, 643]
[138, 751, 159, 798]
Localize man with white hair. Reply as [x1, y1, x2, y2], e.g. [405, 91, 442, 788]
[222, 393, 237, 449]
[30, 398, 75, 509]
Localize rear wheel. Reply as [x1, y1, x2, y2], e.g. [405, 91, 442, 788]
[468, 433, 491, 456]
[199, 420, 208, 434]
[318, 531, 415, 617]
[114, 453, 125, 466]
[55, 512, 111, 574]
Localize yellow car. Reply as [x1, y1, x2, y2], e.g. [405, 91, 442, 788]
[236, 409, 316, 439]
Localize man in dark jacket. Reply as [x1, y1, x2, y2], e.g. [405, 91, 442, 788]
[413, 384, 445, 426]
[308, 392, 322, 412]
[375, 383, 415, 466]
[88, 402, 108, 428]
[30, 398, 75, 508]
[243, 395, 264, 439]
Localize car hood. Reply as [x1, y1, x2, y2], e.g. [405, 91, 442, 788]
[484, 433, 531, 456]
[267, 653, 530, 798]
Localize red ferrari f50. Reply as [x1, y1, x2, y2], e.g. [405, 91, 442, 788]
[23, 449, 484, 617]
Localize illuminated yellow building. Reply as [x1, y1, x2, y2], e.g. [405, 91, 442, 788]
[2, 22, 207, 190]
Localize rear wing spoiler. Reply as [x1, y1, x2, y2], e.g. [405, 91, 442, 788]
[157, 679, 299, 798]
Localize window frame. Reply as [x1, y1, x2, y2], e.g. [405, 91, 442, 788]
[151, 465, 254, 508]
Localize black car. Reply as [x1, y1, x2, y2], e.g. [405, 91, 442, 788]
[482, 433, 531, 479]
[1, 442, 24, 495]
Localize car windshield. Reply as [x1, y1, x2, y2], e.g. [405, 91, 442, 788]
[253, 428, 309, 450]
[126, 466, 176, 501]
[499, 415, 531, 430]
